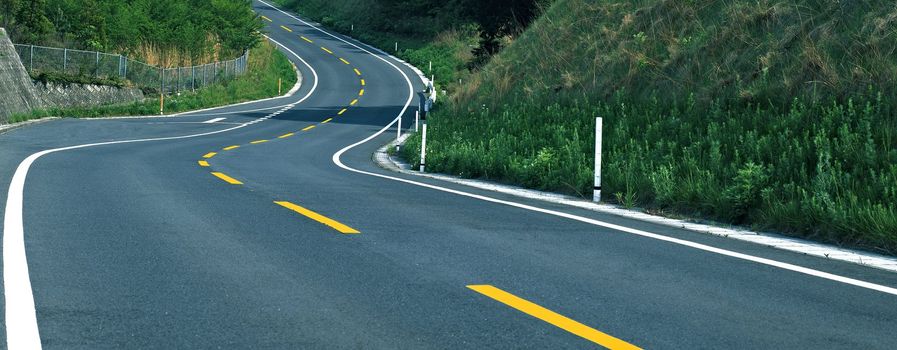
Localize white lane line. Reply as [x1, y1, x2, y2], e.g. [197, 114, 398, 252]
[333, 120, 897, 297]
[3, 33, 320, 350]
[202, 117, 227, 123]
[270, 0, 897, 296]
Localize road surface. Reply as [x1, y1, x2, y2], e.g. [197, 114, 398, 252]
[1, 1, 896, 348]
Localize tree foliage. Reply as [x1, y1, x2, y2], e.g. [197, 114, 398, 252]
[4, 0, 262, 64]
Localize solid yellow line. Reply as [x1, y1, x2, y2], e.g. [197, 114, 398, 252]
[354, 68, 361, 76]
[350, 99, 358, 105]
[203, 152, 217, 159]
[198, 160, 210, 167]
[322, 118, 332, 123]
[211, 172, 243, 185]
[261, 15, 272, 22]
[467, 285, 640, 349]
[280, 25, 292, 32]
[301, 36, 313, 43]
[223, 145, 240, 151]
[321, 47, 333, 54]
[359, 89, 364, 96]
[302, 125, 316, 131]
[274, 201, 360, 234]
[339, 58, 350, 65]
[250, 139, 269, 144]
[360, 79, 365, 86]
[278, 133, 295, 139]
[338, 108, 347, 115]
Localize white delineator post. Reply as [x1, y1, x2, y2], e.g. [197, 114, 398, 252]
[396, 115, 402, 141]
[593, 117, 603, 202]
[415, 110, 420, 132]
[420, 124, 428, 172]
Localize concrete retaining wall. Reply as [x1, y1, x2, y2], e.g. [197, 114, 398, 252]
[35, 82, 144, 109]
[0, 28, 45, 123]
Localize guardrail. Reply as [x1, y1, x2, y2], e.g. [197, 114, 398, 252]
[13, 44, 248, 94]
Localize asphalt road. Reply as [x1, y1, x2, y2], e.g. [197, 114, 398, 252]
[1, 1, 896, 348]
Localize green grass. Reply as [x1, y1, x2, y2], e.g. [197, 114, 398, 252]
[398, 0, 897, 254]
[8, 40, 296, 123]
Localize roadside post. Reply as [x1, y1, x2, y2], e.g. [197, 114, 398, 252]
[420, 124, 427, 172]
[397, 115, 402, 141]
[278, 78, 282, 95]
[415, 110, 420, 132]
[593, 117, 603, 202]
[160, 93, 165, 115]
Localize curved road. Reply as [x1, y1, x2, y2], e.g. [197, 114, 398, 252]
[1, 1, 896, 348]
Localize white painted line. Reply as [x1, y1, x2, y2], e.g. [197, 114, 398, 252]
[202, 117, 227, 123]
[2, 32, 320, 350]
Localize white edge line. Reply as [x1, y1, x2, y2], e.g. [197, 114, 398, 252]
[257, 0, 897, 298]
[202, 117, 227, 124]
[2, 31, 319, 350]
[376, 138, 897, 274]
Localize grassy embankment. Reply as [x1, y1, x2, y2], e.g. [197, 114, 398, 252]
[396, 0, 897, 254]
[8, 41, 297, 123]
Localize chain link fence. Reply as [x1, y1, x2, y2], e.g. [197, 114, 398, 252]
[13, 44, 248, 94]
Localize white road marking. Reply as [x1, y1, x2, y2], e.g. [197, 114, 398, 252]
[202, 117, 227, 123]
[3, 33, 319, 350]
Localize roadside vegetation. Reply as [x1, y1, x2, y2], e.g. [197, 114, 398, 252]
[277, 0, 897, 253]
[8, 40, 296, 122]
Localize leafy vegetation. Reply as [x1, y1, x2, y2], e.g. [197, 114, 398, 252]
[9, 40, 296, 122]
[2, 0, 263, 66]
[396, 0, 897, 254]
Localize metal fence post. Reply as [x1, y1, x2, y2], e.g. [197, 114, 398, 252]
[63, 48, 68, 73]
[192, 66, 195, 92]
[176, 67, 180, 94]
[29, 45, 33, 73]
[123, 56, 128, 79]
[96, 51, 100, 77]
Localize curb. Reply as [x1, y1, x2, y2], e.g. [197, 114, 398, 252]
[374, 134, 897, 274]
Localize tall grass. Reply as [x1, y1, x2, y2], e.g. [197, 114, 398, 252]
[8, 40, 296, 123]
[402, 93, 897, 254]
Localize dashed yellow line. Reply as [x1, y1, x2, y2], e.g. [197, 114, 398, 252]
[261, 15, 272, 22]
[278, 133, 295, 139]
[321, 47, 333, 54]
[354, 68, 361, 76]
[211, 172, 243, 185]
[339, 58, 351, 65]
[203, 152, 217, 159]
[223, 145, 240, 151]
[338, 108, 347, 115]
[302, 125, 316, 131]
[467, 285, 641, 349]
[322, 118, 333, 123]
[301, 36, 313, 43]
[280, 25, 292, 32]
[198, 160, 210, 167]
[359, 89, 364, 96]
[274, 201, 360, 234]
[251, 139, 269, 144]
[350, 99, 358, 105]
[360, 79, 365, 86]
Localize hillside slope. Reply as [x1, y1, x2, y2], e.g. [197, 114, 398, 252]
[404, 0, 897, 253]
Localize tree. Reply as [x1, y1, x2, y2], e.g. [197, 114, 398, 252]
[465, 0, 551, 69]
[15, 0, 52, 43]
[1, 0, 17, 29]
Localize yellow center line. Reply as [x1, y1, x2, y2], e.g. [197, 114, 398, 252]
[211, 172, 243, 185]
[339, 58, 351, 65]
[223, 145, 240, 151]
[350, 99, 358, 105]
[301, 36, 313, 43]
[359, 89, 364, 96]
[198, 160, 210, 167]
[467, 285, 640, 349]
[250, 139, 269, 144]
[280, 25, 292, 32]
[321, 47, 333, 54]
[260, 15, 272, 22]
[322, 118, 333, 123]
[338, 108, 347, 115]
[360, 79, 365, 86]
[278, 133, 295, 139]
[203, 152, 217, 159]
[354, 68, 362, 76]
[302, 125, 316, 131]
[274, 201, 360, 234]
